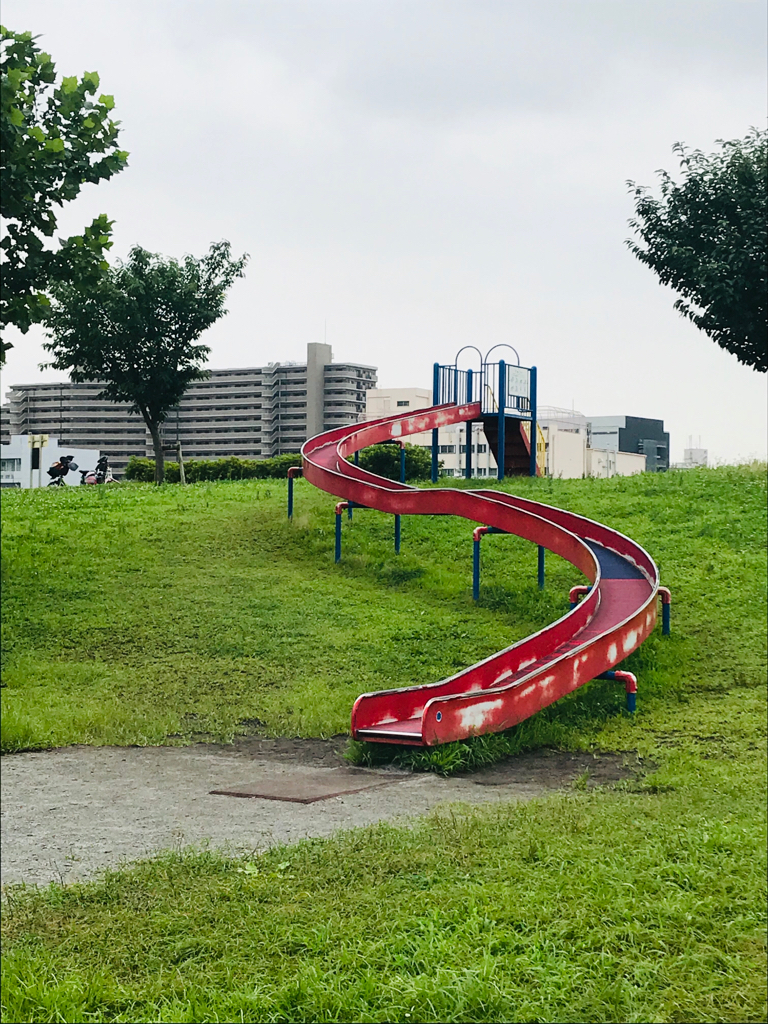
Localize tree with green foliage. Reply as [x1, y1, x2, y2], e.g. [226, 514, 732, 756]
[0, 26, 128, 364]
[627, 130, 767, 372]
[44, 242, 248, 484]
[356, 443, 433, 481]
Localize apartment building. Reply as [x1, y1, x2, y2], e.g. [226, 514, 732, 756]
[3, 343, 377, 475]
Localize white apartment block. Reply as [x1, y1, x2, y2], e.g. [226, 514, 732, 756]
[3, 343, 377, 476]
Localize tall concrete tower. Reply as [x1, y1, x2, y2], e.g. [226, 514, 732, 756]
[306, 342, 332, 439]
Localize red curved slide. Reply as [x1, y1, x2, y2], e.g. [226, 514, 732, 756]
[302, 402, 662, 747]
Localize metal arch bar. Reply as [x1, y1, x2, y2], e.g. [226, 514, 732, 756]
[454, 345, 484, 370]
[484, 344, 521, 366]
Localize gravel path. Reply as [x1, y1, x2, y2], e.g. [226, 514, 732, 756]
[1, 740, 636, 888]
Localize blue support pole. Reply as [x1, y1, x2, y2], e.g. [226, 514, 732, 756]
[335, 512, 342, 563]
[497, 359, 506, 481]
[431, 363, 440, 483]
[348, 452, 359, 519]
[394, 443, 405, 553]
[287, 475, 294, 520]
[662, 603, 671, 636]
[473, 538, 481, 601]
[465, 369, 473, 480]
[529, 365, 538, 477]
[538, 545, 545, 590]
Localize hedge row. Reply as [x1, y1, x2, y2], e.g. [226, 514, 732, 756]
[124, 454, 303, 483]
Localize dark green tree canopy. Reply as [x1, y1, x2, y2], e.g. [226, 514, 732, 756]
[0, 26, 128, 361]
[44, 242, 248, 483]
[627, 130, 767, 372]
[355, 443, 432, 481]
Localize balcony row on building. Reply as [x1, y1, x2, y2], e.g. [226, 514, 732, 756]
[1, 344, 377, 476]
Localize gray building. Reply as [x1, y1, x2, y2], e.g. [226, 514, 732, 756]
[587, 415, 669, 471]
[3, 343, 377, 475]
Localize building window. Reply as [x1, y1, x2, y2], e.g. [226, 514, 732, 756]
[1, 459, 21, 472]
[477, 444, 487, 453]
[438, 445, 455, 454]
[396, 400, 410, 407]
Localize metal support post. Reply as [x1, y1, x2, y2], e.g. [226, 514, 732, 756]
[538, 545, 545, 589]
[659, 586, 671, 635]
[287, 467, 302, 520]
[431, 362, 440, 483]
[394, 441, 405, 553]
[497, 359, 506, 481]
[334, 501, 348, 562]
[471, 526, 507, 600]
[598, 670, 638, 713]
[529, 365, 538, 477]
[465, 368, 473, 480]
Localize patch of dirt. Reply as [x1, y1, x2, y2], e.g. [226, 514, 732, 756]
[193, 737, 646, 787]
[191, 735, 351, 768]
[461, 749, 647, 788]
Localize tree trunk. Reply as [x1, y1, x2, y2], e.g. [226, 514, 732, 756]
[149, 422, 165, 484]
[176, 441, 186, 485]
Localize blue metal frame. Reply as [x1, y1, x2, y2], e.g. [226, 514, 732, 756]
[394, 445, 405, 554]
[497, 360, 506, 480]
[431, 358, 538, 481]
[431, 362, 440, 483]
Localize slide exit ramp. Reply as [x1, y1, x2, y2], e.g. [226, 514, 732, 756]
[301, 401, 661, 747]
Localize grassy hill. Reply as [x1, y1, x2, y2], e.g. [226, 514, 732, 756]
[1, 466, 766, 1022]
[2, 466, 764, 756]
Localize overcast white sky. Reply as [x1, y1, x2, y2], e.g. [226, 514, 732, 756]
[2, 0, 766, 462]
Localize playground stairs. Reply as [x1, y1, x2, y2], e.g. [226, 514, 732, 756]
[481, 415, 533, 476]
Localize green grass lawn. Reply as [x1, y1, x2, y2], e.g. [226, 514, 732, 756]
[1, 466, 766, 1022]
